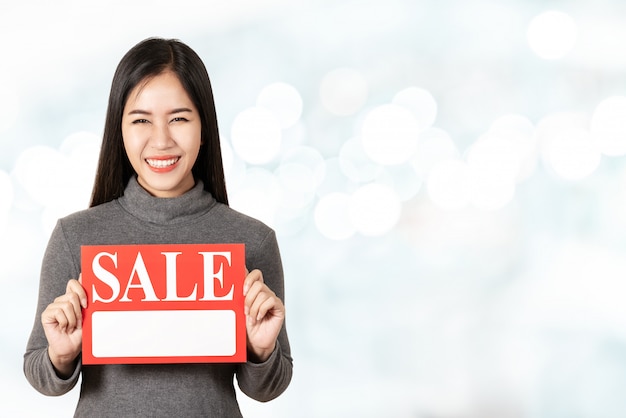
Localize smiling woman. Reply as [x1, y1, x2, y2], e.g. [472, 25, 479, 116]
[23, 37, 293, 418]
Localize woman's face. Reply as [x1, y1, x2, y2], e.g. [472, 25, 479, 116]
[122, 71, 202, 198]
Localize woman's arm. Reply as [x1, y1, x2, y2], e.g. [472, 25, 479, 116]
[24, 221, 83, 396]
[236, 230, 293, 402]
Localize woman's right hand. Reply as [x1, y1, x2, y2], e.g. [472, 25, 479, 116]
[41, 276, 87, 378]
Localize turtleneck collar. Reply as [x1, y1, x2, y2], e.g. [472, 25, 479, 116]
[117, 176, 216, 225]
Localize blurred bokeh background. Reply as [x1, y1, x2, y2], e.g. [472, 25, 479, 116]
[3, 0, 626, 416]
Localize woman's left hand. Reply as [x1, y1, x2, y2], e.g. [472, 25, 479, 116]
[243, 269, 285, 363]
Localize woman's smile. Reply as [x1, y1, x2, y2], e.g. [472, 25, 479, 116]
[146, 156, 181, 171]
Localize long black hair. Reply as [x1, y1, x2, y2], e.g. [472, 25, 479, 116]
[90, 37, 228, 207]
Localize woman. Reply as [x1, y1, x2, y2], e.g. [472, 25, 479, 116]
[24, 37, 292, 417]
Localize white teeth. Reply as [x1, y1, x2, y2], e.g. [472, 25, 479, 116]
[146, 157, 179, 168]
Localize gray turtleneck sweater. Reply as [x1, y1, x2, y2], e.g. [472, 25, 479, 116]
[24, 177, 293, 417]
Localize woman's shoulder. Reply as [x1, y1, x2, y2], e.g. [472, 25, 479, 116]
[213, 202, 272, 230]
[209, 202, 277, 246]
[58, 200, 122, 230]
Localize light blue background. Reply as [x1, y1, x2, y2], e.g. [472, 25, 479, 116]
[3, 1, 626, 417]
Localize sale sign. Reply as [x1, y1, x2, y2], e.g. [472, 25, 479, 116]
[80, 244, 247, 365]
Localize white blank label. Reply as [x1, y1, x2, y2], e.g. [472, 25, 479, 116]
[91, 310, 236, 358]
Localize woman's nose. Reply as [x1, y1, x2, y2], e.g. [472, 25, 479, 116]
[150, 123, 174, 149]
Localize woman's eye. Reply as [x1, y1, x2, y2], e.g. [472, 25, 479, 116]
[171, 117, 189, 123]
[132, 119, 150, 124]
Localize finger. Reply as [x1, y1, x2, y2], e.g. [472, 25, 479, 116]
[246, 283, 280, 322]
[54, 293, 83, 331]
[43, 302, 77, 333]
[67, 278, 88, 308]
[62, 299, 80, 331]
[244, 280, 267, 319]
[42, 305, 69, 331]
[254, 294, 283, 321]
[243, 269, 263, 296]
[63, 286, 85, 327]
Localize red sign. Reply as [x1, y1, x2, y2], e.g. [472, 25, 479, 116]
[80, 244, 246, 364]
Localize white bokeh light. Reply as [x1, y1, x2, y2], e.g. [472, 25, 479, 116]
[280, 120, 307, 152]
[536, 111, 588, 155]
[220, 136, 234, 175]
[536, 111, 588, 139]
[486, 114, 537, 181]
[220, 136, 248, 192]
[256, 82, 303, 129]
[60, 131, 101, 207]
[314, 192, 355, 240]
[536, 112, 601, 181]
[230, 107, 282, 164]
[13, 146, 71, 207]
[339, 136, 383, 183]
[348, 182, 402, 236]
[59, 130, 101, 153]
[469, 165, 516, 211]
[275, 162, 317, 210]
[0, 214, 41, 287]
[489, 113, 535, 139]
[591, 96, 626, 156]
[0, 170, 13, 232]
[228, 167, 282, 228]
[392, 86, 437, 132]
[572, 17, 626, 71]
[361, 104, 420, 166]
[11, 132, 101, 234]
[411, 127, 460, 178]
[316, 157, 357, 197]
[527, 10, 578, 60]
[376, 164, 423, 202]
[280, 146, 326, 187]
[545, 128, 601, 181]
[467, 132, 525, 183]
[466, 132, 524, 210]
[427, 160, 472, 211]
[319, 68, 369, 116]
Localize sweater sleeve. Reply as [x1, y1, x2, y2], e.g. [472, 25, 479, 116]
[23, 220, 82, 396]
[236, 230, 293, 402]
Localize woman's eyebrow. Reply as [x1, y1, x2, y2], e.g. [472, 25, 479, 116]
[126, 108, 193, 115]
[127, 109, 151, 115]
[169, 107, 193, 115]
